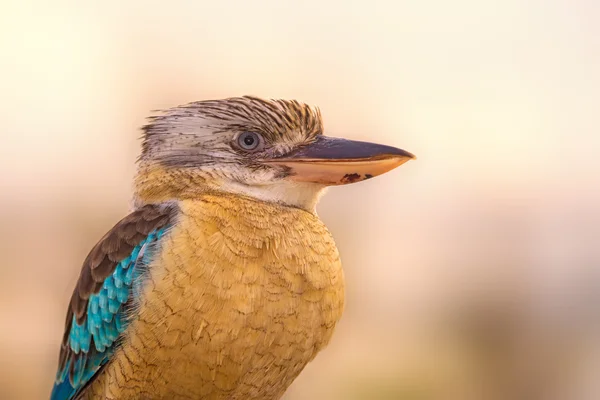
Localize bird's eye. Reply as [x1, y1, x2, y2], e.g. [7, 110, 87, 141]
[236, 132, 263, 152]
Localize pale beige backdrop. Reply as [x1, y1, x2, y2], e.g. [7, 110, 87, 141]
[1, 1, 599, 399]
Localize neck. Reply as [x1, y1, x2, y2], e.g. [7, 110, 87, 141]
[133, 164, 326, 212]
[218, 180, 326, 212]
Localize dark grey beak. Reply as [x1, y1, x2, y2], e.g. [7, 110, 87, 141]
[265, 136, 415, 185]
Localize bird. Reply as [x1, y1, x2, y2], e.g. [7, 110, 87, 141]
[50, 96, 414, 400]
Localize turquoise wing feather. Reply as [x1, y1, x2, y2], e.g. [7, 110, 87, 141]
[50, 204, 176, 400]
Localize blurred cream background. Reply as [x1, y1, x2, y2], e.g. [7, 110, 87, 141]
[1, 0, 599, 399]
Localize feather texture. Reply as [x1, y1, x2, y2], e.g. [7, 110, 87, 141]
[51, 204, 177, 400]
[78, 194, 345, 399]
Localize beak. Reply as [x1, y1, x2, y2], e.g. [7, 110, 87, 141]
[265, 136, 415, 185]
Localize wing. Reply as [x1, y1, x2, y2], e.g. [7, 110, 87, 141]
[50, 204, 177, 400]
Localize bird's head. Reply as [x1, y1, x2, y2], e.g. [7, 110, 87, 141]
[134, 96, 414, 211]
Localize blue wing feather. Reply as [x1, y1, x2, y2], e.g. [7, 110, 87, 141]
[50, 227, 168, 400]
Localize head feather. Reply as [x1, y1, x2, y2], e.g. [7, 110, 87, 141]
[140, 96, 323, 163]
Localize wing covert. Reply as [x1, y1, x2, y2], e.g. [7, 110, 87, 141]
[51, 203, 177, 400]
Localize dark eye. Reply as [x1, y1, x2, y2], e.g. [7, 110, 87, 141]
[236, 132, 263, 152]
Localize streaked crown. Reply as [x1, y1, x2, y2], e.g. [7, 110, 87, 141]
[140, 96, 323, 166]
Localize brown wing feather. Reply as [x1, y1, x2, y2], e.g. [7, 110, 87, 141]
[57, 203, 177, 375]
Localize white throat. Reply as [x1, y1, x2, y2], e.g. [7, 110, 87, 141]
[218, 180, 327, 212]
